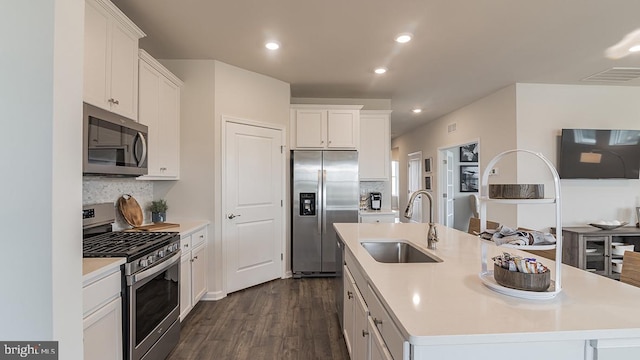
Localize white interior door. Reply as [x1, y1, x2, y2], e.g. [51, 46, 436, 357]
[224, 121, 283, 293]
[445, 150, 455, 227]
[407, 151, 422, 223]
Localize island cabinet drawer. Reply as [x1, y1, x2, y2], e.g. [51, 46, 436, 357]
[367, 284, 406, 360]
[191, 227, 206, 247]
[345, 249, 372, 302]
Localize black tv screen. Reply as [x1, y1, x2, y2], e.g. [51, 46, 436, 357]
[559, 129, 640, 179]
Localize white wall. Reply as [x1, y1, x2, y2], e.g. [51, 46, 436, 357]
[516, 83, 640, 230]
[0, 0, 84, 356]
[157, 60, 290, 297]
[392, 85, 518, 227]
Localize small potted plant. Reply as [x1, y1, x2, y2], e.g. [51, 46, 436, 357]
[148, 199, 168, 223]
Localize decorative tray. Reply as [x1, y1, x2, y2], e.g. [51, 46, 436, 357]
[479, 271, 559, 300]
[588, 222, 628, 230]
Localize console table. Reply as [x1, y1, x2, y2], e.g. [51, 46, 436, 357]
[561, 226, 640, 280]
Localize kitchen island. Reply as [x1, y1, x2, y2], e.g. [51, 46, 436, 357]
[334, 222, 640, 360]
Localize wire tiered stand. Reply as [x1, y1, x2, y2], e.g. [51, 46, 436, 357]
[478, 149, 563, 300]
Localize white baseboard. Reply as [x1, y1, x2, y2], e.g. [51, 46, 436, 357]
[283, 270, 293, 279]
[201, 290, 226, 301]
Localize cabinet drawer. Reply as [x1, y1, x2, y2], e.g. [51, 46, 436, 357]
[360, 214, 396, 223]
[180, 234, 192, 253]
[191, 228, 206, 247]
[583, 236, 607, 242]
[367, 284, 406, 360]
[83, 271, 121, 317]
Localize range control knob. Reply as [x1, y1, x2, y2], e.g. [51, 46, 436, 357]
[146, 255, 154, 264]
[157, 250, 165, 258]
[139, 258, 149, 267]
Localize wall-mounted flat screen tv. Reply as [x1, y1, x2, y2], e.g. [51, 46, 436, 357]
[559, 129, 640, 179]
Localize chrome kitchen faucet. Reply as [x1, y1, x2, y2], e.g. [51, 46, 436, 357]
[404, 190, 439, 250]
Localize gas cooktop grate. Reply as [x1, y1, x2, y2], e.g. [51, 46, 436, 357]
[83, 231, 178, 259]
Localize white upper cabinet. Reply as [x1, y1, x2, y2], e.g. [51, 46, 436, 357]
[290, 105, 362, 149]
[359, 110, 391, 180]
[84, 0, 145, 120]
[137, 50, 183, 179]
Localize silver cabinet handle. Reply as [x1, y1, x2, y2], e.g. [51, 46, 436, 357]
[373, 318, 383, 325]
[362, 330, 369, 337]
[347, 291, 353, 299]
[228, 213, 241, 219]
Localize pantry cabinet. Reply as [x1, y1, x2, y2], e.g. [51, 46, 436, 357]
[180, 226, 208, 321]
[138, 50, 183, 179]
[359, 111, 391, 180]
[84, 0, 145, 120]
[290, 105, 362, 149]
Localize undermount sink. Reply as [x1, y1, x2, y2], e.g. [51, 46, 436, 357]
[361, 240, 442, 263]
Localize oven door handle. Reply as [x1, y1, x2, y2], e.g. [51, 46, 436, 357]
[132, 251, 181, 284]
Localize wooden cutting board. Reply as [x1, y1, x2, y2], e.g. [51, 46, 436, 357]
[117, 194, 143, 227]
[132, 223, 180, 231]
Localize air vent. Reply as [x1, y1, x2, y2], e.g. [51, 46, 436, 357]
[447, 123, 457, 133]
[582, 67, 640, 82]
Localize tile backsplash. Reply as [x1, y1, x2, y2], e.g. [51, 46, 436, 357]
[83, 176, 153, 230]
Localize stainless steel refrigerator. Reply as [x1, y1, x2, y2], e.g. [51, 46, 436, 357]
[292, 150, 359, 277]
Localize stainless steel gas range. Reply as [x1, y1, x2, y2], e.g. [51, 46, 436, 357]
[83, 203, 181, 360]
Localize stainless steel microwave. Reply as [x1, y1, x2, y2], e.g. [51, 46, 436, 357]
[83, 103, 148, 176]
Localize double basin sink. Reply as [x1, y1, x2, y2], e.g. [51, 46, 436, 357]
[361, 240, 442, 263]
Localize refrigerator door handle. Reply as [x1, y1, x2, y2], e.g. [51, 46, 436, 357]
[322, 169, 327, 234]
[317, 170, 322, 235]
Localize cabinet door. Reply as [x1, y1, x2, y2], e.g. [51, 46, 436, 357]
[343, 266, 356, 357]
[359, 113, 390, 180]
[157, 77, 180, 177]
[179, 253, 192, 321]
[353, 285, 369, 360]
[582, 236, 609, 276]
[327, 110, 358, 148]
[109, 22, 139, 119]
[296, 109, 327, 147]
[138, 60, 161, 175]
[191, 244, 207, 304]
[369, 317, 393, 360]
[83, 297, 123, 360]
[83, 0, 110, 110]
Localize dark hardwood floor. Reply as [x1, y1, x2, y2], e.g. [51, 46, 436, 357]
[167, 278, 350, 360]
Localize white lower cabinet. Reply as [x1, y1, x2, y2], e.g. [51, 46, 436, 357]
[83, 297, 123, 360]
[179, 226, 208, 321]
[83, 268, 123, 360]
[353, 286, 370, 360]
[344, 253, 402, 360]
[369, 317, 394, 360]
[343, 268, 356, 356]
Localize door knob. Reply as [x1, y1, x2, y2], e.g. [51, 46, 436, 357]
[227, 213, 241, 219]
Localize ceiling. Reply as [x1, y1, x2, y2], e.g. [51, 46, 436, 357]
[111, 0, 640, 137]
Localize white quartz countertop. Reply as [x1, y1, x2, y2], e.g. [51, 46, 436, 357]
[82, 257, 125, 286]
[334, 222, 640, 346]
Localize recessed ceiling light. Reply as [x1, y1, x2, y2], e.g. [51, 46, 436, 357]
[374, 67, 387, 75]
[630, 45, 640, 53]
[265, 41, 280, 50]
[395, 33, 412, 43]
[412, 108, 422, 114]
